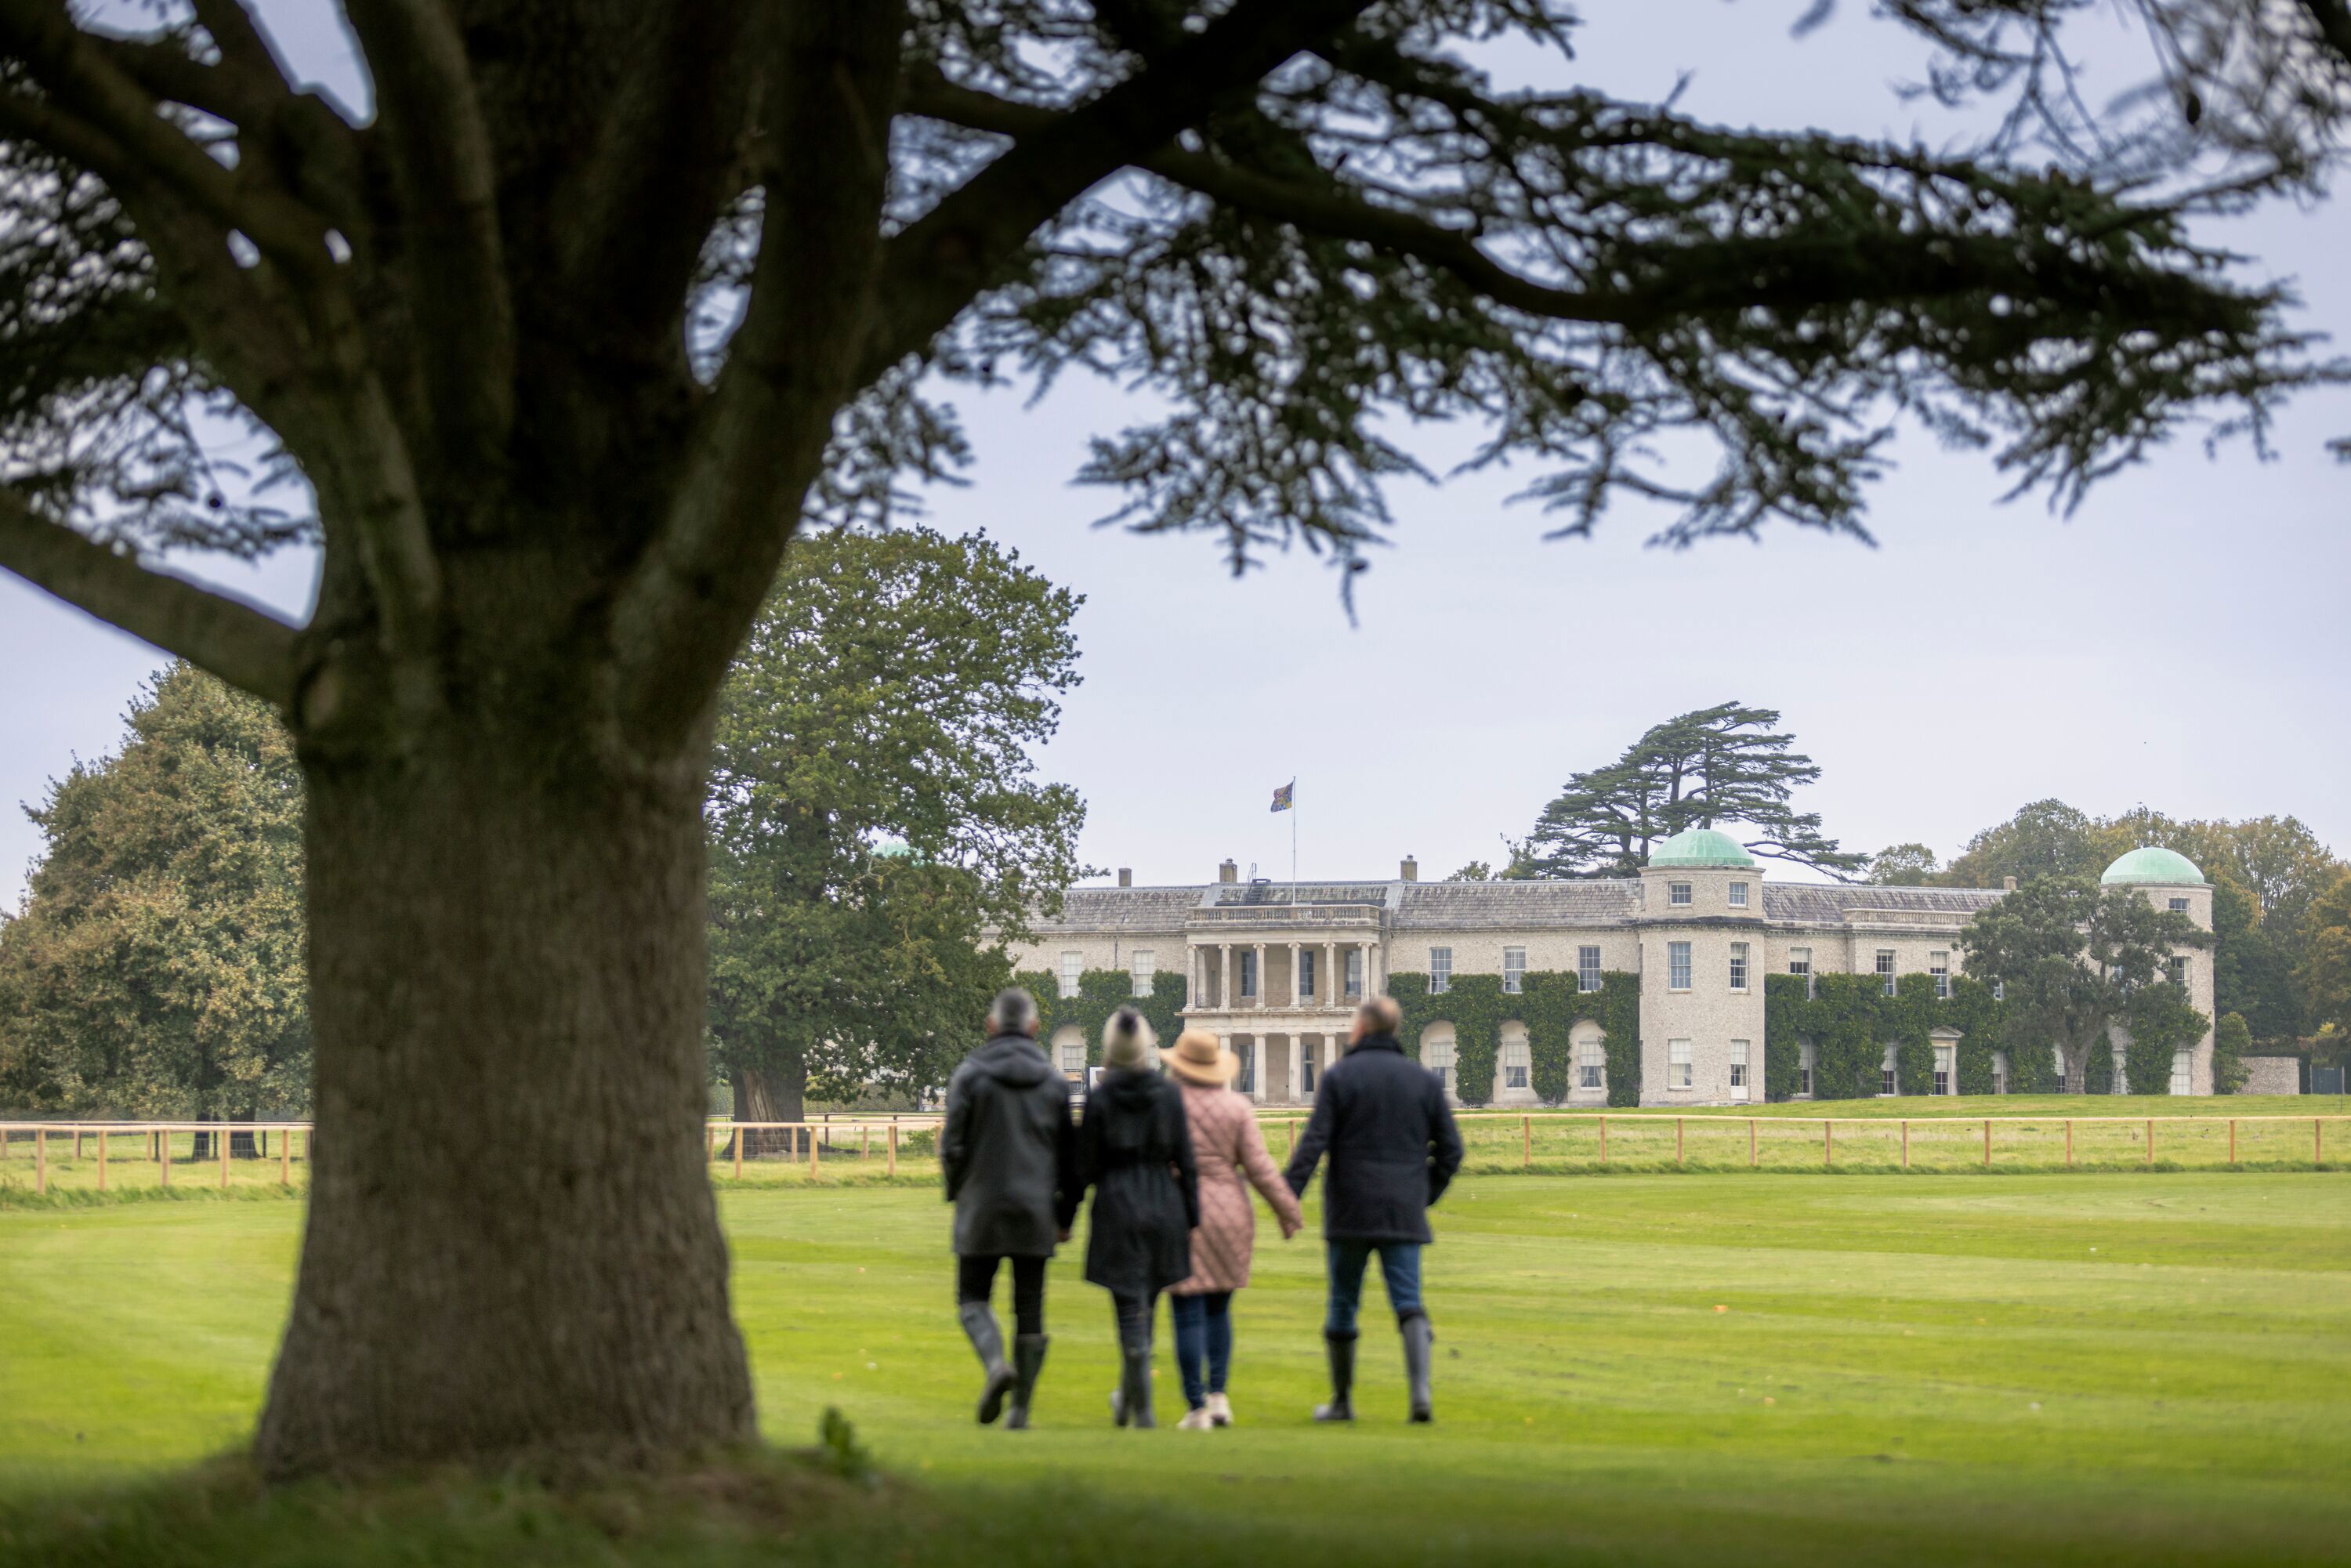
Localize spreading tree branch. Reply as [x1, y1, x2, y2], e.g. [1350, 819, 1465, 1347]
[864, 0, 1380, 375]
[0, 488, 299, 707]
[340, 0, 514, 470]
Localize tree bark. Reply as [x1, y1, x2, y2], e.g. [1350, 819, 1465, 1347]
[254, 701, 752, 1476]
[733, 1056, 806, 1160]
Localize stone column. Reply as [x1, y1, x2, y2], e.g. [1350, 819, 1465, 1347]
[1221, 944, 1233, 1012]
[1288, 1035, 1305, 1104]
[1326, 940, 1339, 1006]
[1252, 942, 1265, 1009]
[1290, 941, 1302, 1007]
[1365, 940, 1382, 997]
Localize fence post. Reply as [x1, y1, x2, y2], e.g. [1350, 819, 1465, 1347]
[2146, 1118, 2154, 1166]
[1750, 1117, 1758, 1169]
[1287, 1118, 1296, 1154]
[1599, 1114, 1607, 1166]
[1676, 1117, 1684, 1168]
[807, 1123, 819, 1174]
[281, 1129, 292, 1186]
[2228, 1117, 2236, 1165]
[2318, 1117, 2324, 1170]
[1984, 1118, 1991, 1169]
[74, 1126, 82, 1161]
[221, 1125, 231, 1188]
[97, 1130, 107, 1191]
[1523, 1115, 1531, 1168]
[1901, 1119, 1909, 1171]
[2065, 1119, 2073, 1168]
[888, 1121, 899, 1177]
[862, 1124, 871, 1161]
[1824, 1118, 1833, 1168]
[734, 1125, 744, 1181]
[35, 1128, 45, 1195]
[159, 1128, 170, 1188]
[707, 1124, 716, 1165]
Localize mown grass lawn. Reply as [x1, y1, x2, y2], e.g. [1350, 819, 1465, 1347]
[2, 1171, 2348, 1565]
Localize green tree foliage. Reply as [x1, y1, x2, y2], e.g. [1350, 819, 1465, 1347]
[705, 531, 1086, 1128]
[0, 665, 305, 1120]
[1960, 875, 2209, 1095]
[1520, 703, 1860, 878]
[1387, 969, 1638, 1107]
[1011, 968, 1190, 1074]
[1942, 799, 2110, 887]
[1867, 843, 1943, 884]
[1764, 971, 2019, 1102]
[2209, 881, 2305, 1041]
[2211, 1010, 2252, 1095]
[2300, 871, 2351, 1040]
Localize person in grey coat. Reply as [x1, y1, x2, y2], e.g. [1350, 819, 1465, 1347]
[941, 987, 1080, 1429]
[1072, 1007, 1197, 1429]
[1284, 994, 1464, 1425]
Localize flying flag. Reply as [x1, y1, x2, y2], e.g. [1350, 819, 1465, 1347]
[1270, 781, 1295, 813]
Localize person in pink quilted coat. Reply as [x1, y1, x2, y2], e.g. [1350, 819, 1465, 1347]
[1164, 1027, 1303, 1429]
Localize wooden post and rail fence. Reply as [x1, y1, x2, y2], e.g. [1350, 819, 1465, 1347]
[3, 1111, 2345, 1193]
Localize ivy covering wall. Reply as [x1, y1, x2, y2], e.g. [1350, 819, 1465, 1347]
[1762, 972, 2025, 1100]
[1009, 968, 1189, 1068]
[1386, 969, 1642, 1107]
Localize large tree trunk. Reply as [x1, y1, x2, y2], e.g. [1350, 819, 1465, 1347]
[254, 700, 752, 1476]
[733, 1055, 806, 1160]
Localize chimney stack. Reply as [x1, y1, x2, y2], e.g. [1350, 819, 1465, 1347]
[1219, 859, 1238, 884]
[2001, 875, 2018, 891]
[1118, 867, 1132, 888]
[1400, 856, 1419, 883]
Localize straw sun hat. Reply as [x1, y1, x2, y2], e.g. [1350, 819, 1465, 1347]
[1165, 1027, 1239, 1087]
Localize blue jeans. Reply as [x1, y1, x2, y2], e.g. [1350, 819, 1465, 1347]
[1324, 1240, 1423, 1336]
[1169, 1291, 1233, 1410]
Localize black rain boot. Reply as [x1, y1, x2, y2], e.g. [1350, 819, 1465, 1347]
[959, 1301, 1015, 1425]
[1314, 1331, 1357, 1422]
[1400, 1312, 1434, 1424]
[1005, 1334, 1048, 1430]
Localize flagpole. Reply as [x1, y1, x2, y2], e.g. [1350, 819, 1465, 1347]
[1290, 777, 1299, 906]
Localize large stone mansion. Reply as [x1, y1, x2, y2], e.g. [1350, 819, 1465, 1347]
[1003, 830, 2219, 1106]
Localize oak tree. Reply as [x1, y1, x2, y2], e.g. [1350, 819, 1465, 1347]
[706, 528, 1085, 1138]
[0, 1, 2325, 1472]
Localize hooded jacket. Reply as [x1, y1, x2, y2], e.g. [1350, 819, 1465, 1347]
[1283, 1031, 1465, 1244]
[1074, 1066, 1199, 1298]
[942, 1032, 1079, 1258]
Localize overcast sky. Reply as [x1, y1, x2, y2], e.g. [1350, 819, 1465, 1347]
[4, 4, 2347, 907]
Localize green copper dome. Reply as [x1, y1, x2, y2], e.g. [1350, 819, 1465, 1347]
[1649, 827, 1757, 869]
[2100, 846, 2204, 885]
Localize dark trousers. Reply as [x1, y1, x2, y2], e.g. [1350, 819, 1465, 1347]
[958, 1253, 1047, 1337]
[1324, 1240, 1423, 1335]
[1169, 1290, 1233, 1409]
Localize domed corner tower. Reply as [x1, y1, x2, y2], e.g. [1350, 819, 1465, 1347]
[1636, 829, 1767, 1106]
[2101, 846, 2218, 1094]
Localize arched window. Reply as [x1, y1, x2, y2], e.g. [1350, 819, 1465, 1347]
[1421, 1022, 1457, 1093]
[1574, 1026, 1605, 1093]
[1499, 1022, 1531, 1094]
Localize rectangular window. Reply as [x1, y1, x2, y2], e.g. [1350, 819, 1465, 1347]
[1240, 951, 1258, 1000]
[2169, 1047, 2192, 1095]
[1934, 1043, 1954, 1096]
[2169, 896, 2190, 914]
[2167, 955, 2188, 988]
[1668, 1039, 1693, 1091]
[1993, 980, 2005, 1002]
[1728, 881, 1749, 907]
[1799, 1063, 1813, 1096]
[1882, 1065, 1897, 1095]
[1346, 947, 1364, 998]
[1060, 951, 1083, 999]
[1059, 1036, 1085, 1073]
[1502, 1039, 1531, 1091]
[1668, 941, 1692, 990]
[1297, 947, 1317, 1000]
[1429, 947, 1453, 995]
[1876, 949, 1897, 998]
[1669, 881, 1693, 907]
[1729, 941, 1749, 991]
[1131, 949, 1155, 998]
[2053, 1045, 2067, 1095]
[1788, 947, 1813, 999]
[1577, 1041, 1603, 1090]
[1929, 951, 1950, 1000]
[1730, 1041, 1750, 1101]
[1502, 947, 1526, 994]
[1578, 946, 1603, 992]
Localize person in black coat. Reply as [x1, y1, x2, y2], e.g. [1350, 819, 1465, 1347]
[1073, 1006, 1197, 1429]
[941, 987, 1079, 1429]
[1284, 994, 1465, 1425]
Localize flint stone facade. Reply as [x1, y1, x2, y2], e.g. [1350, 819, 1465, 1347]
[1005, 843, 2219, 1107]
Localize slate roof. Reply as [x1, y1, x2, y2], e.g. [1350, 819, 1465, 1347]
[1761, 884, 2006, 922]
[1027, 885, 1205, 933]
[1389, 880, 1642, 929]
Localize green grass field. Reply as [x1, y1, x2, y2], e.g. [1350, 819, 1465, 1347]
[4, 1168, 2350, 1565]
